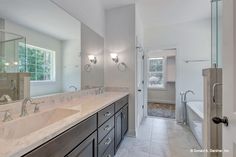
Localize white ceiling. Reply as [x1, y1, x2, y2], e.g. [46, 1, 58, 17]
[100, 0, 135, 10]
[0, 0, 211, 39]
[0, 0, 81, 40]
[137, 0, 211, 28]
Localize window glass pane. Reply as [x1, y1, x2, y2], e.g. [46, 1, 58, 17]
[28, 48, 36, 57]
[148, 72, 164, 88]
[19, 65, 26, 72]
[18, 43, 55, 81]
[18, 46, 25, 56]
[30, 73, 36, 81]
[36, 51, 44, 59]
[44, 66, 51, 73]
[37, 65, 44, 73]
[149, 59, 163, 72]
[18, 56, 26, 65]
[27, 56, 36, 65]
[45, 52, 51, 64]
[36, 73, 44, 80]
[44, 73, 51, 80]
[28, 64, 36, 72]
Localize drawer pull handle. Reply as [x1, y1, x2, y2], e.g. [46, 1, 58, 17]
[104, 137, 112, 145]
[104, 125, 111, 131]
[104, 112, 111, 117]
[106, 155, 111, 157]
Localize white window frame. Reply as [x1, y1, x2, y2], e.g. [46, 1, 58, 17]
[19, 43, 56, 83]
[148, 57, 166, 90]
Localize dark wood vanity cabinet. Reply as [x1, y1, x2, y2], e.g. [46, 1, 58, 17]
[114, 96, 128, 153]
[23, 114, 97, 157]
[115, 110, 122, 151]
[66, 131, 97, 157]
[22, 95, 128, 157]
[122, 105, 128, 137]
[114, 105, 128, 152]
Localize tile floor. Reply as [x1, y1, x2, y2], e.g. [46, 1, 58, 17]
[115, 117, 203, 157]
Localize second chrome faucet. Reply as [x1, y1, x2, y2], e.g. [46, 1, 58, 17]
[20, 97, 44, 117]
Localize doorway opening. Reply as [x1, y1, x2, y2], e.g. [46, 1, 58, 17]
[147, 49, 176, 119]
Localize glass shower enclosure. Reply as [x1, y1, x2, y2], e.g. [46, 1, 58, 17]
[0, 31, 26, 72]
[211, 0, 222, 68]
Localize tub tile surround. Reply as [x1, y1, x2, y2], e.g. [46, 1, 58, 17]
[0, 87, 129, 157]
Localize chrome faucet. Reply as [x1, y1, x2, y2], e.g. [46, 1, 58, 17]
[99, 87, 104, 94]
[20, 97, 32, 117]
[0, 110, 13, 122]
[0, 95, 13, 103]
[69, 85, 78, 91]
[183, 90, 195, 103]
[95, 87, 104, 95]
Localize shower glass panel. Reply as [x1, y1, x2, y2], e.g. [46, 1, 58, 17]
[0, 31, 26, 72]
[211, 0, 222, 68]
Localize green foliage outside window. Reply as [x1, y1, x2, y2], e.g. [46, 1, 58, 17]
[18, 43, 55, 81]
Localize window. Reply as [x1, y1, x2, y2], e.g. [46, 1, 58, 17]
[18, 43, 55, 82]
[148, 57, 165, 89]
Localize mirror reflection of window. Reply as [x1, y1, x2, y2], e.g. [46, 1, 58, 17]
[18, 43, 55, 82]
[148, 57, 165, 89]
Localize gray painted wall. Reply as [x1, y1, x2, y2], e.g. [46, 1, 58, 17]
[81, 24, 104, 89]
[105, 5, 136, 136]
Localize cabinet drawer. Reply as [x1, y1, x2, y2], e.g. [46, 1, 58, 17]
[98, 116, 114, 142]
[24, 114, 97, 157]
[102, 140, 114, 157]
[98, 129, 114, 157]
[115, 96, 128, 112]
[98, 104, 114, 127]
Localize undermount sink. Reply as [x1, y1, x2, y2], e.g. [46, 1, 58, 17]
[0, 108, 78, 140]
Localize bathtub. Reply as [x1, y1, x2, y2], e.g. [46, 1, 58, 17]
[186, 101, 203, 148]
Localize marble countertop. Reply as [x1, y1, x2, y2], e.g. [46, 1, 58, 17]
[0, 92, 129, 157]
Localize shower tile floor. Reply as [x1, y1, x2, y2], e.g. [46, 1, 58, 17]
[115, 117, 203, 157]
[148, 103, 175, 119]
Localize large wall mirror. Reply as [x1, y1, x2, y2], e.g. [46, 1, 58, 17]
[0, 0, 104, 105]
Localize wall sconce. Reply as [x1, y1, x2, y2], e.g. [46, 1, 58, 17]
[110, 53, 119, 64]
[110, 53, 127, 71]
[13, 62, 18, 65]
[88, 55, 97, 64]
[4, 62, 10, 66]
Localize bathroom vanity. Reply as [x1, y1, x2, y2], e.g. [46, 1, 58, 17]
[24, 95, 128, 157]
[0, 92, 128, 157]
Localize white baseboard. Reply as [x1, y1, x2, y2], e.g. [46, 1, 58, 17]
[148, 99, 175, 104]
[126, 129, 136, 138]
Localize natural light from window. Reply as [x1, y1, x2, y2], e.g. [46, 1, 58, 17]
[18, 43, 55, 82]
[148, 57, 165, 89]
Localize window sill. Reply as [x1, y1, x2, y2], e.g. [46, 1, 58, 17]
[31, 80, 56, 85]
[148, 87, 167, 91]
